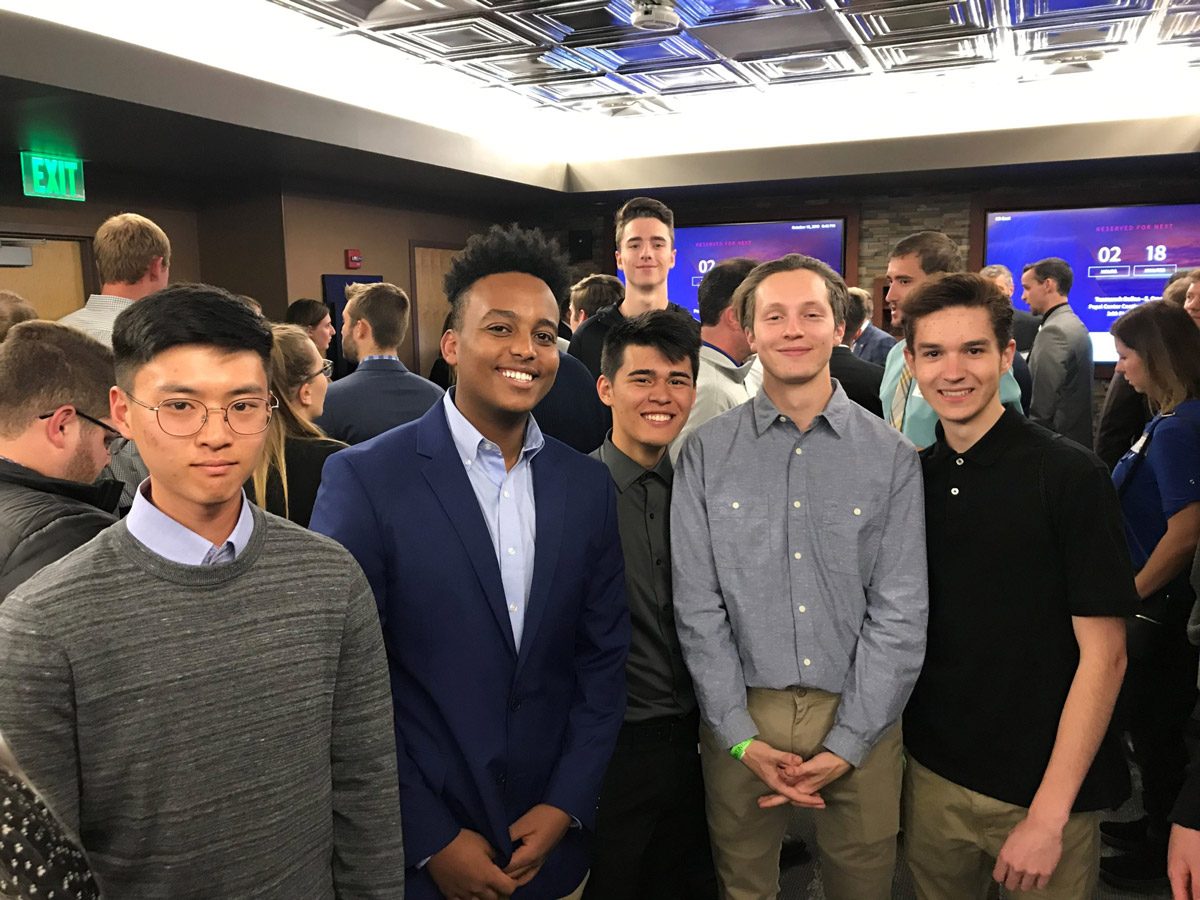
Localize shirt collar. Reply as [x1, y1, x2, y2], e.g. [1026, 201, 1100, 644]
[87, 294, 135, 309]
[930, 406, 1024, 468]
[126, 479, 255, 565]
[751, 379, 852, 439]
[597, 434, 672, 492]
[360, 354, 402, 365]
[442, 389, 544, 468]
[1041, 301, 1070, 323]
[701, 341, 740, 367]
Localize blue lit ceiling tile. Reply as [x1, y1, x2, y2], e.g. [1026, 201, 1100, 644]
[575, 33, 716, 70]
[460, 47, 601, 83]
[675, 0, 816, 25]
[1009, 0, 1154, 26]
[388, 16, 536, 59]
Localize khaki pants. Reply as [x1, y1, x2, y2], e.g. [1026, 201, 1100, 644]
[700, 686, 902, 900]
[903, 757, 1101, 900]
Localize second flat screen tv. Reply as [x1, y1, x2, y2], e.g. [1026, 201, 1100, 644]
[662, 218, 846, 320]
[985, 203, 1200, 362]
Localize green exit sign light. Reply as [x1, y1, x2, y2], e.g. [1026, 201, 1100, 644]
[21, 152, 85, 201]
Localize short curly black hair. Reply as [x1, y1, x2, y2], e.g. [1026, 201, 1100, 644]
[443, 224, 570, 329]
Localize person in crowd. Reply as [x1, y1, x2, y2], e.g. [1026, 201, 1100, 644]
[880, 231, 1024, 447]
[58, 212, 170, 347]
[1095, 273, 1194, 469]
[0, 284, 404, 897]
[0, 322, 122, 598]
[1, 732, 99, 900]
[900, 273, 1135, 899]
[315, 282, 442, 444]
[830, 285, 884, 416]
[672, 253, 928, 900]
[285, 297, 336, 355]
[311, 224, 629, 900]
[432, 306, 609, 453]
[1166, 544, 1200, 900]
[1023, 257, 1094, 447]
[1101, 300, 1200, 890]
[850, 289, 896, 366]
[0, 289, 36, 341]
[584, 312, 716, 900]
[669, 257, 758, 458]
[569, 197, 697, 379]
[58, 212, 169, 509]
[980, 263, 1040, 354]
[569, 273, 624, 332]
[250, 324, 345, 527]
[237, 293, 264, 315]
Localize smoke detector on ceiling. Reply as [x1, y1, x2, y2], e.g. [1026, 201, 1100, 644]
[631, 1, 681, 32]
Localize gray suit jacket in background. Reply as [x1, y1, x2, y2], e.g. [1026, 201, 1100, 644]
[315, 357, 444, 445]
[1028, 302, 1094, 448]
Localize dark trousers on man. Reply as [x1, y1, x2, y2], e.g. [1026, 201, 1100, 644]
[583, 711, 717, 900]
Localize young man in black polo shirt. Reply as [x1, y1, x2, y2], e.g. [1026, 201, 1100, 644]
[585, 311, 716, 900]
[901, 273, 1136, 898]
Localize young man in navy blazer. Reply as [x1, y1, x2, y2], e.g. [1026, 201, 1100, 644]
[311, 224, 630, 900]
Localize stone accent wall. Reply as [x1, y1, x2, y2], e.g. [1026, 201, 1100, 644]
[857, 191, 972, 286]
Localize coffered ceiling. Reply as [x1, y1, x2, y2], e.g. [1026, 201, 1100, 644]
[270, 0, 1196, 116]
[0, 0, 1195, 191]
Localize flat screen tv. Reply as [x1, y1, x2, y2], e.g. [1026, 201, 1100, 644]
[984, 203, 1200, 363]
[646, 218, 846, 320]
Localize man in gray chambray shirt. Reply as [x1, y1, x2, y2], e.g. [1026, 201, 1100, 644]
[671, 253, 928, 900]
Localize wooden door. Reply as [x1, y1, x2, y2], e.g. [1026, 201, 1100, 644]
[0, 239, 87, 320]
[411, 244, 461, 381]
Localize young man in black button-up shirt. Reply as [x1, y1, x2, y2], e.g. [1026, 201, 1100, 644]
[585, 311, 716, 900]
[900, 273, 1136, 899]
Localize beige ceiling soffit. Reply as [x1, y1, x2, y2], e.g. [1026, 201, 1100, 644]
[0, 10, 569, 192]
[565, 116, 1200, 192]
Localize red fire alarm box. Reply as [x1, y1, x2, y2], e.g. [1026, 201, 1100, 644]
[345, 249, 363, 269]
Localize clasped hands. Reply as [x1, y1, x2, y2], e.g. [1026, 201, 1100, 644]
[427, 803, 571, 900]
[740, 739, 850, 809]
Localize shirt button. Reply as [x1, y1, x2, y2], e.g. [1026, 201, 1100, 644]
[465, 459, 472, 467]
[508, 603, 518, 612]
[951, 487, 960, 496]
[803, 658, 812, 667]
[793, 500, 801, 508]
[794, 448, 803, 456]
[779, 415, 788, 423]
[507, 547, 516, 555]
[853, 508, 861, 516]
[956, 458, 964, 466]
[731, 501, 740, 509]
[798, 605, 807, 613]
[503, 490, 510, 497]
[793, 551, 802, 560]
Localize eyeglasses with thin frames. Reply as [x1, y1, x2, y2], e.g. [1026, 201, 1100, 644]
[307, 358, 333, 381]
[125, 394, 279, 437]
[38, 407, 125, 451]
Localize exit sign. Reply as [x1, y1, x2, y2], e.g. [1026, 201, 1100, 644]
[21, 152, 86, 202]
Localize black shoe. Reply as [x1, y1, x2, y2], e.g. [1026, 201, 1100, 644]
[779, 837, 811, 869]
[1100, 815, 1149, 851]
[1099, 847, 1169, 893]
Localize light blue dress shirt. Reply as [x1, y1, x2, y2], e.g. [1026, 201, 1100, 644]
[125, 479, 255, 565]
[442, 391, 544, 651]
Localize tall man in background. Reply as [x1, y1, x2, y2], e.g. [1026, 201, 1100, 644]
[1023, 257, 1095, 448]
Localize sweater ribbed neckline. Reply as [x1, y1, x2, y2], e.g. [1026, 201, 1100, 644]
[112, 503, 270, 586]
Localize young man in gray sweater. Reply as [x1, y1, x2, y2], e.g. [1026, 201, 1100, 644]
[0, 285, 405, 898]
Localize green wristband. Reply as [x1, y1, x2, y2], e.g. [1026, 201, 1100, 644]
[730, 737, 755, 760]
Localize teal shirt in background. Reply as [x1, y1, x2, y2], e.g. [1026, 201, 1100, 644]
[879, 341, 1024, 448]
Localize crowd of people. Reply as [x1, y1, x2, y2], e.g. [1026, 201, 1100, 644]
[0, 199, 1198, 900]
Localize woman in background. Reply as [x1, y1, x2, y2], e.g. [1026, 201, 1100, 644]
[1102, 300, 1200, 890]
[1, 734, 98, 899]
[251, 324, 344, 528]
[284, 297, 335, 356]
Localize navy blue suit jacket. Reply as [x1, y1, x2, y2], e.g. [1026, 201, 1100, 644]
[315, 357, 444, 445]
[310, 402, 630, 899]
[852, 322, 897, 367]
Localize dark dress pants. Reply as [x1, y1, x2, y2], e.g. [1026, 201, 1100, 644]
[583, 712, 718, 900]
